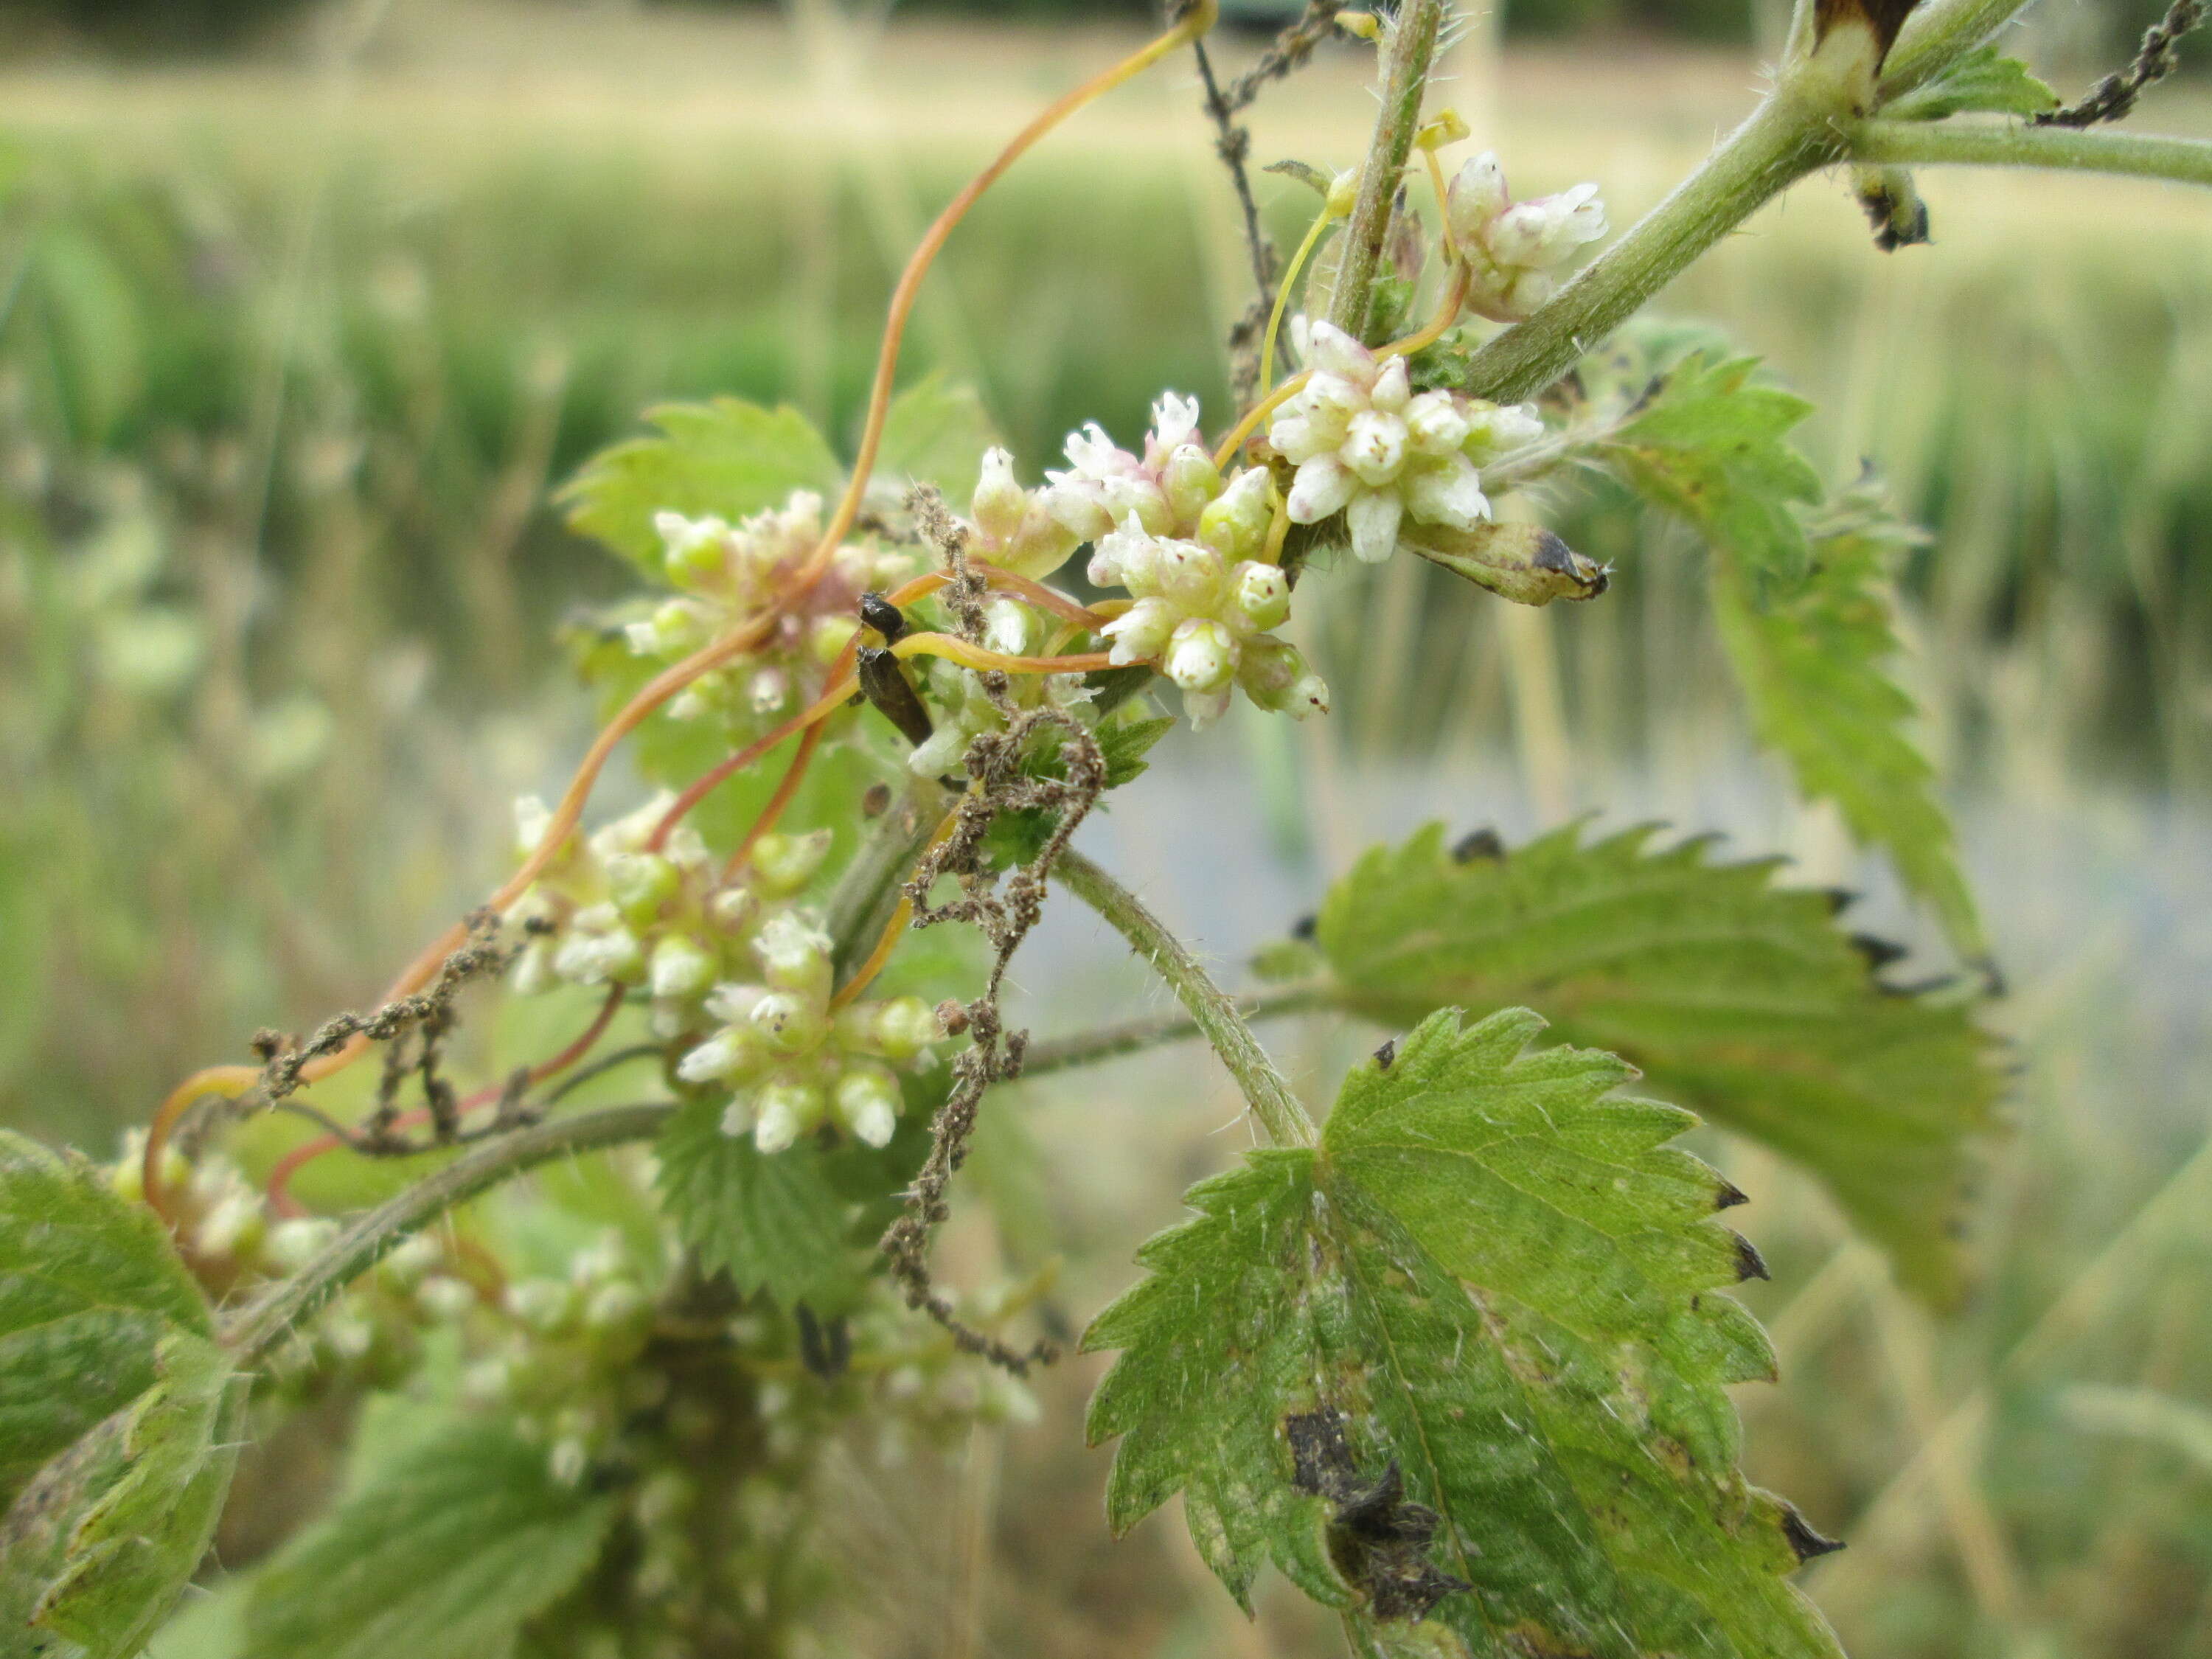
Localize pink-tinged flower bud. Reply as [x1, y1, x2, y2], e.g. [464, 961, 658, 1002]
[753, 1077, 824, 1154]
[1447, 153, 1511, 239]
[971, 446, 1029, 543]
[749, 828, 832, 897]
[833, 1065, 902, 1148]
[1198, 468, 1273, 561]
[1231, 563, 1292, 632]
[1164, 618, 1237, 695]
[1238, 637, 1305, 705]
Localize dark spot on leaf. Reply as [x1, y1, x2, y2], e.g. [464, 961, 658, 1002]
[1733, 1234, 1770, 1282]
[1374, 1039, 1397, 1071]
[1290, 912, 1318, 941]
[861, 782, 893, 818]
[1972, 954, 2008, 998]
[1779, 1503, 1846, 1562]
[1820, 887, 1858, 915]
[1451, 827, 1505, 863]
[1285, 1409, 1470, 1623]
[1849, 933, 1909, 971]
[1714, 1178, 1750, 1211]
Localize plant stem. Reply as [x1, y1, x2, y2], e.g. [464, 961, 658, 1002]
[1462, 95, 1840, 404]
[1879, 0, 2045, 98]
[1021, 982, 1338, 1077]
[1327, 0, 1447, 344]
[1850, 117, 2212, 187]
[224, 1103, 675, 1360]
[1051, 849, 1317, 1147]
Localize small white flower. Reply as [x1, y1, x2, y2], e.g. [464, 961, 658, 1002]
[965, 447, 1080, 580]
[649, 935, 717, 1001]
[752, 1078, 822, 1155]
[1164, 619, 1237, 695]
[833, 1065, 902, 1149]
[1447, 155, 1608, 323]
[1044, 392, 1223, 543]
[1269, 320, 1498, 563]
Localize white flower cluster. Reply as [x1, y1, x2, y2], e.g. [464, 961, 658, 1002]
[1447, 153, 1609, 324]
[1268, 318, 1544, 565]
[672, 909, 936, 1153]
[1040, 392, 1221, 544]
[1091, 471, 1327, 728]
[504, 794, 939, 1154]
[626, 492, 914, 727]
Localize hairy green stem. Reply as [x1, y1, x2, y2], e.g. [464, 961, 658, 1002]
[1851, 116, 2212, 186]
[827, 780, 956, 984]
[1022, 982, 1337, 1077]
[1327, 0, 1447, 344]
[1051, 849, 1318, 1147]
[1464, 96, 1840, 404]
[223, 1103, 675, 1361]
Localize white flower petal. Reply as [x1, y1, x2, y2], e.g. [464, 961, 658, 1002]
[1406, 454, 1491, 529]
[1346, 487, 1405, 564]
[1302, 319, 1377, 386]
[1369, 355, 1411, 414]
[1286, 455, 1356, 524]
[1341, 411, 1409, 487]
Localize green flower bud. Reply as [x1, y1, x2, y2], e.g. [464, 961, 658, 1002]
[606, 852, 681, 924]
[833, 1064, 902, 1149]
[650, 934, 717, 1001]
[753, 1077, 825, 1154]
[749, 828, 833, 897]
[1231, 561, 1292, 631]
[751, 990, 828, 1055]
[863, 995, 938, 1062]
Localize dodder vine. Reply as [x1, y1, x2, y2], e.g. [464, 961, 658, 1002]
[5, 0, 2198, 1651]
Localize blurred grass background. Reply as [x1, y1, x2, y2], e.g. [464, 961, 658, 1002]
[3, 1, 2211, 1656]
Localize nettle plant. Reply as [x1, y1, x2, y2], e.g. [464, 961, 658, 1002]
[6, 0, 2208, 1653]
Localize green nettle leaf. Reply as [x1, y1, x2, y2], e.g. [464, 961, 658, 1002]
[0, 1331, 246, 1659]
[0, 1130, 212, 1515]
[1604, 352, 1821, 591]
[1604, 355, 1983, 959]
[1308, 824, 1998, 1303]
[654, 1078, 939, 1312]
[874, 375, 1001, 507]
[560, 397, 845, 574]
[1883, 45, 2059, 119]
[1086, 1010, 1844, 1657]
[1711, 521, 1986, 961]
[655, 1098, 863, 1309]
[242, 1422, 617, 1659]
